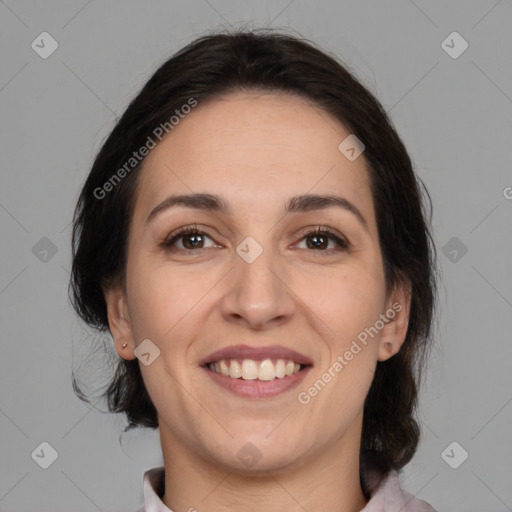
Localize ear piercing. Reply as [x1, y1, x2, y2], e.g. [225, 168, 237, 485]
[384, 342, 393, 353]
[122, 343, 128, 349]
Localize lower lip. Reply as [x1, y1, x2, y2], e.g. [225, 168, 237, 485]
[203, 366, 312, 398]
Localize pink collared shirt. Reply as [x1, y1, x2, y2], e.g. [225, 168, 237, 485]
[136, 466, 438, 511]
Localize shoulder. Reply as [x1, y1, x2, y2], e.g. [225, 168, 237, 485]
[363, 469, 439, 511]
[137, 466, 168, 512]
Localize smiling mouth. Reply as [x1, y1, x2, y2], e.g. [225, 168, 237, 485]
[205, 358, 308, 381]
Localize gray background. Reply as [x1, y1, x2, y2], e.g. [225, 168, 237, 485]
[1, 0, 511, 511]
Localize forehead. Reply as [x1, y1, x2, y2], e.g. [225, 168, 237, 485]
[134, 91, 375, 226]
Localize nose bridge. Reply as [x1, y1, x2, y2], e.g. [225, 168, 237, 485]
[221, 233, 294, 327]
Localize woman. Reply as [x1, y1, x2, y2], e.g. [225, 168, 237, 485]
[70, 29, 439, 512]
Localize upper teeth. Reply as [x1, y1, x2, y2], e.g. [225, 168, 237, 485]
[208, 359, 302, 380]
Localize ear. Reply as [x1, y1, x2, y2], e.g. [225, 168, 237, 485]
[103, 284, 137, 360]
[377, 278, 412, 362]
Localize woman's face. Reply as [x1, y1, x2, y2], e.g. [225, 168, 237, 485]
[106, 91, 409, 472]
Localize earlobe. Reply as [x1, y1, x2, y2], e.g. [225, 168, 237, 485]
[103, 285, 137, 360]
[377, 279, 412, 362]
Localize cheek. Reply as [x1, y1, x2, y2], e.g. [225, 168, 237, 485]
[302, 264, 386, 342]
[302, 266, 385, 416]
[125, 255, 220, 345]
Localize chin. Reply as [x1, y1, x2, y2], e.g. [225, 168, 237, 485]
[201, 429, 312, 474]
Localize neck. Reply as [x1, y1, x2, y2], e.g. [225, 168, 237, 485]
[160, 425, 369, 512]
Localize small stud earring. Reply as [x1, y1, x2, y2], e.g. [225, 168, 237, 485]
[122, 343, 128, 349]
[385, 342, 393, 353]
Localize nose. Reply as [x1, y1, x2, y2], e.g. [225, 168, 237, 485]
[220, 242, 296, 330]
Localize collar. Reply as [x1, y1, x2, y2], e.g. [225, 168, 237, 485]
[138, 466, 437, 512]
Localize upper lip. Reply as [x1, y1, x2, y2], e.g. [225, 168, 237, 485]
[200, 344, 313, 366]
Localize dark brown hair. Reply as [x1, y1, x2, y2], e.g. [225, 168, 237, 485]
[70, 28, 437, 488]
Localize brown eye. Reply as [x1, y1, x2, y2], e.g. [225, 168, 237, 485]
[306, 233, 329, 249]
[297, 228, 349, 252]
[161, 226, 217, 252]
[180, 232, 207, 249]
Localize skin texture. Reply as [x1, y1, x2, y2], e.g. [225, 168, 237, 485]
[104, 91, 411, 512]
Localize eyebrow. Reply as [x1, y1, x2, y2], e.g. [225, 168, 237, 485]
[146, 192, 369, 232]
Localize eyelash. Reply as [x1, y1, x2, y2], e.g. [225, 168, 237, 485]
[160, 224, 349, 254]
